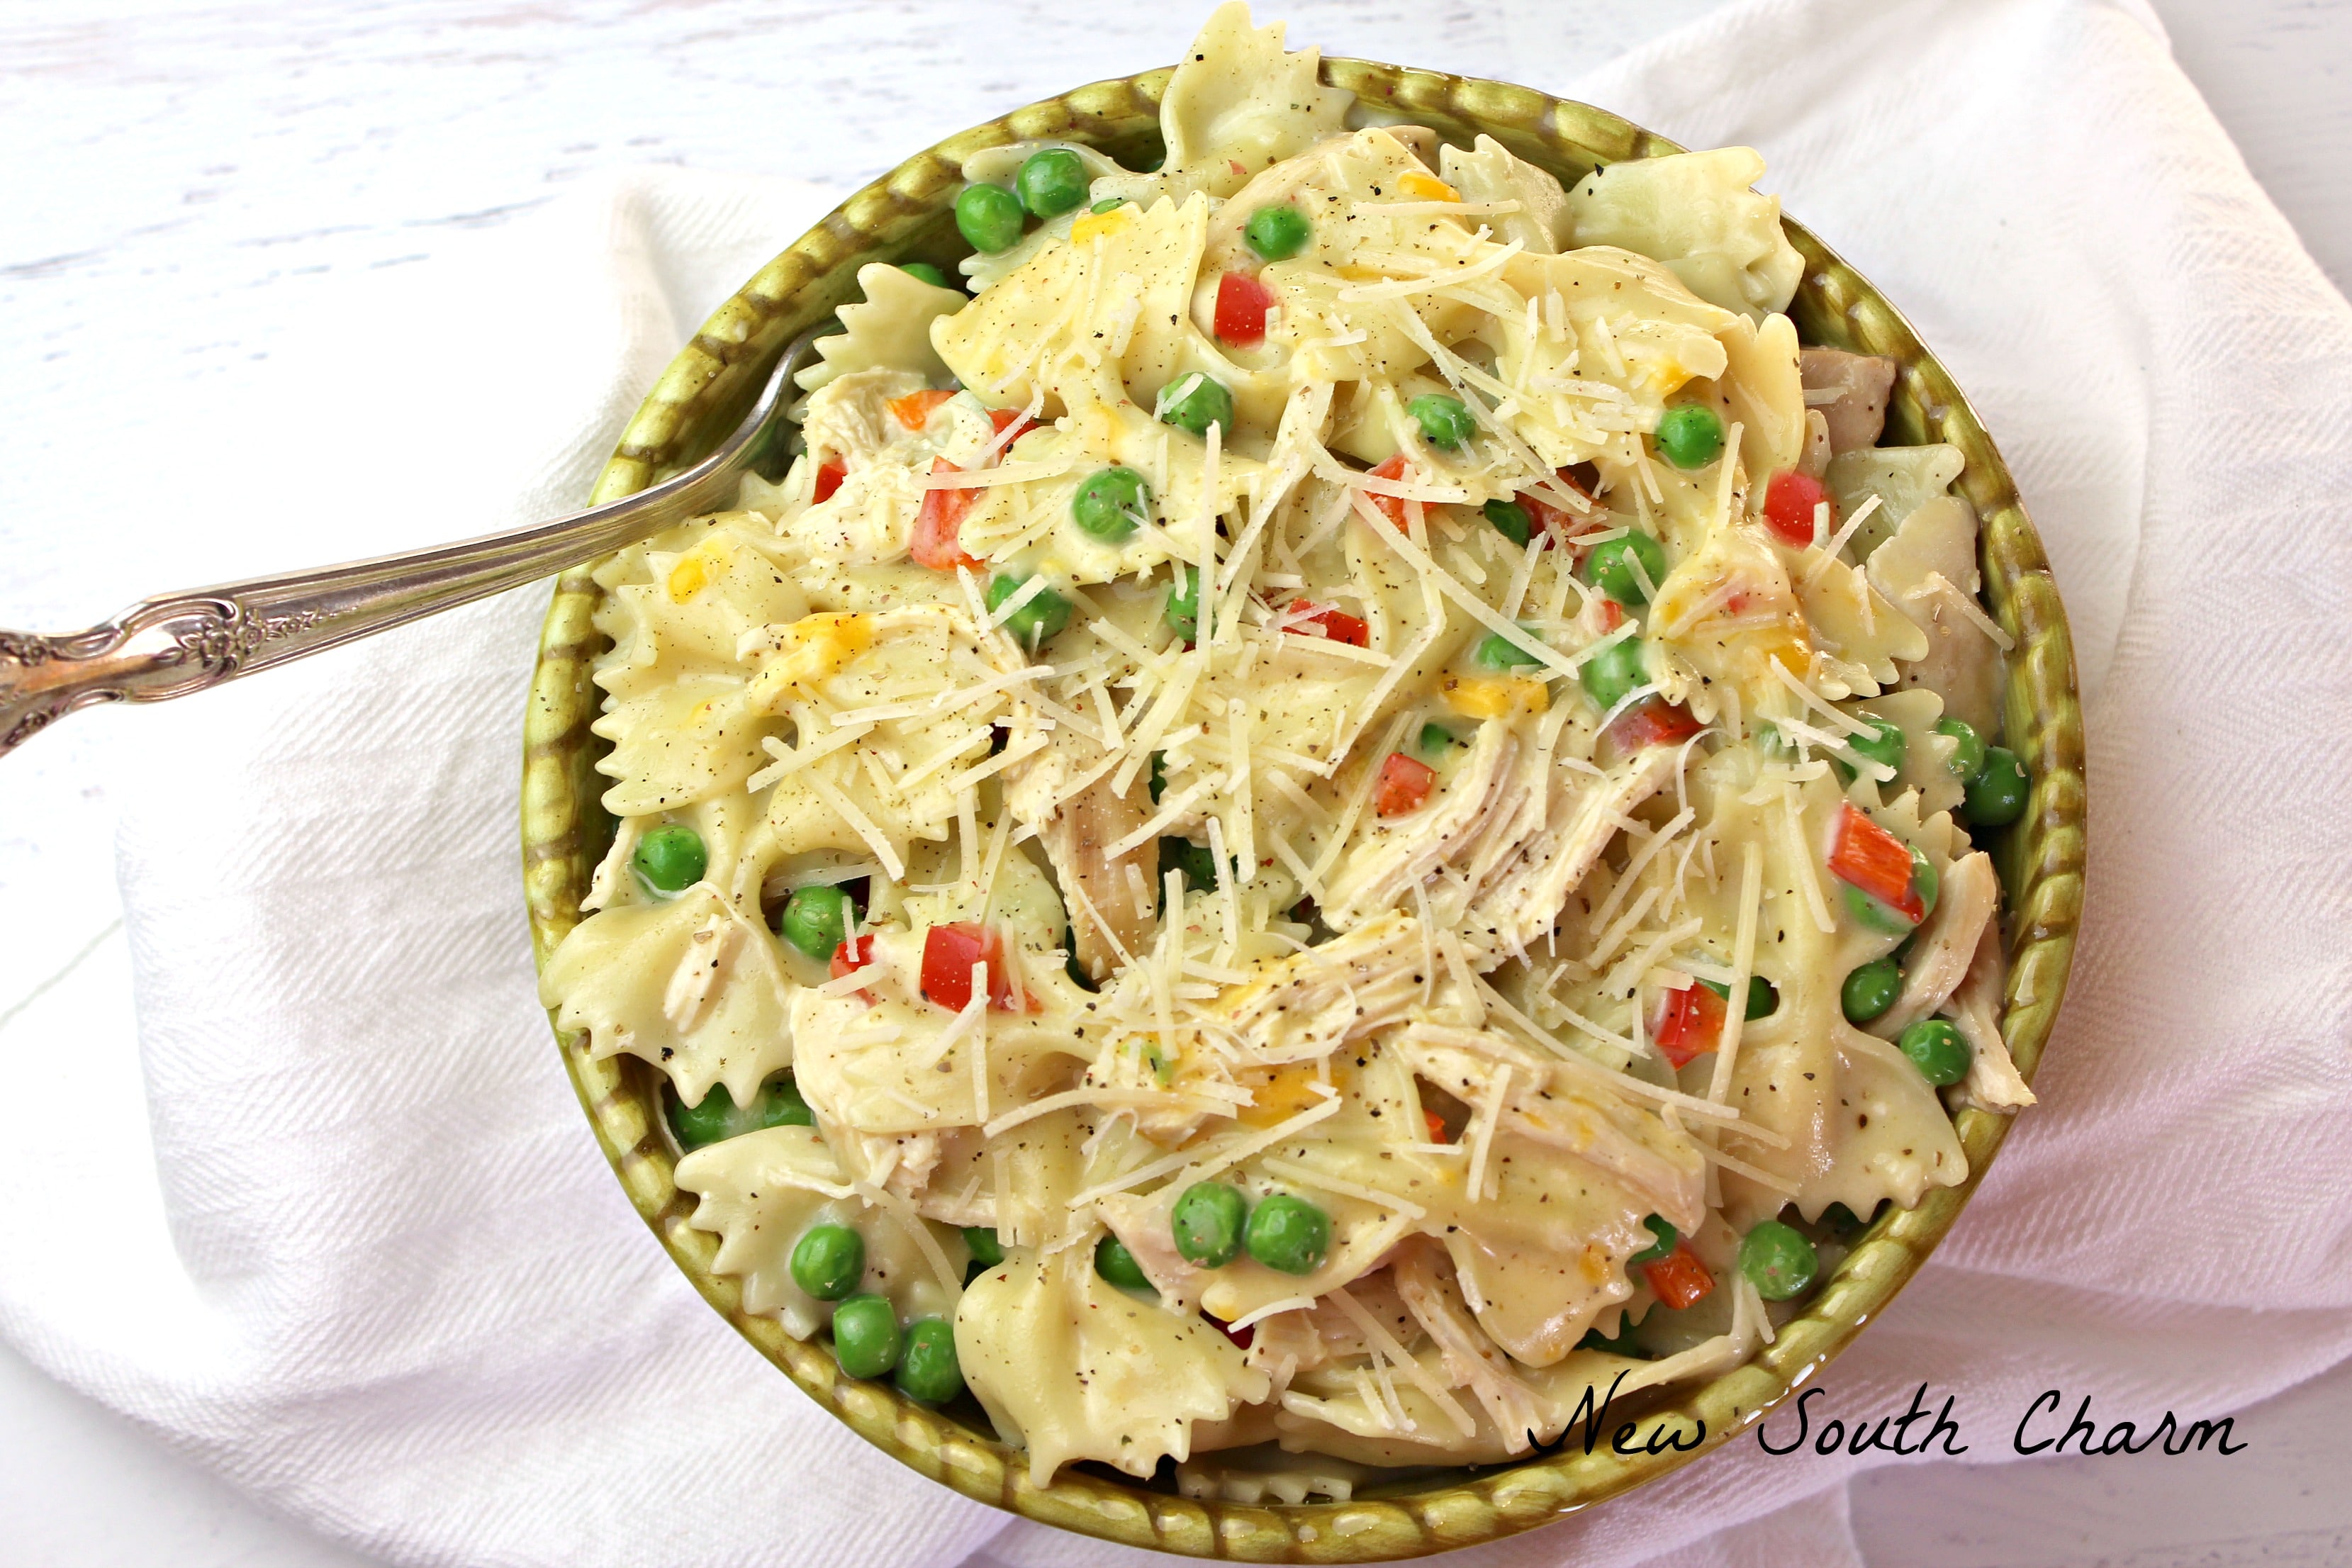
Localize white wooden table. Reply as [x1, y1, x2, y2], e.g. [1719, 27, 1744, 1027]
[2, 3, 2348, 1564]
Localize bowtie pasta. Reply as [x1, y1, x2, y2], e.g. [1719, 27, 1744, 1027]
[540, 1, 2037, 1493]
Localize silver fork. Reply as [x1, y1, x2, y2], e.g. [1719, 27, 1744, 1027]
[0, 330, 824, 758]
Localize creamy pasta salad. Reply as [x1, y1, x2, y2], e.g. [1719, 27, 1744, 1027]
[540, 3, 2037, 1494]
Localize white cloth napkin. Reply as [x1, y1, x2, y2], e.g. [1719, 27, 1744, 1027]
[4, 1, 2348, 1564]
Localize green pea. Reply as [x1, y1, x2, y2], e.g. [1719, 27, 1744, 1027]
[1164, 564, 1200, 642]
[1629, 1214, 1676, 1265]
[1703, 975, 1779, 1020]
[1072, 466, 1150, 542]
[757, 1075, 814, 1130]
[1640, 409, 1719, 476]
[1094, 1233, 1153, 1290]
[1912, 849, 1941, 917]
[1244, 1192, 1331, 1275]
[1244, 203, 1311, 261]
[1580, 636, 1648, 712]
[1576, 1320, 1647, 1359]
[1417, 722, 1455, 758]
[1474, 628, 1545, 671]
[1171, 1181, 1248, 1267]
[1583, 531, 1669, 607]
[1739, 1219, 1820, 1301]
[1014, 148, 1090, 219]
[1654, 404, 1725, 469]
[1934, 717, 1986, 783]
[1090, 196, 1131, 214]
[1898, 1018, 1972, 1087]
[1844, 885, 1906, 934]
[632, 824, 706, 895]
[666, 1074, 812, 1150]
[899, 262, 951, 289]
[1853, 716, 1907, 775]
[1832, 716, 1908, 784]
[895, 1317, 965, 1404]
[1155, 372, 1233, 439]
[791, 1223, 866, 1301]
[1964, 746, 2029, 827]
[1408, 393, 1478, 451]
[962, 1226, 1004, 1269]
[1841, 957, 1903, 1024]
[1482, 498, 1532, 547]
[1844, 844, 1939, 934]
[831, 1294, 901, 1379]
[665, 1087, 732, 1152]
[985, 573, 1071, 650]
[953, 183, 1025, 254]
[778, 884, 855, 961]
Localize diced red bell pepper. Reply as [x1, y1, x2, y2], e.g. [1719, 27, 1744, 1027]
[911, 457, 983, 570]
[1653, 980, 1727, 1069]
[813, 459, 846, 504]
[1542, 463, 1596, 510]
[1827, 801, 1923, 922]
[829, 933, 877, 979]
[1604, 698, 1703, 754]
[1518, 491, 1568, 547]
[1373, 751, 1438, 818]
[1366, 453, 1413, 530]
[1214, 271, 1277, 346]
[988, 408, 1036, 445]
[1642, 1244, 1715, 1310]
[829, 934, 878, 1002]
[887, 388, 957, 431]
[1423, 1108, 1448, 1143]
[1762, 469, 1833, 548]
[920, 921, 1023, 1013]
[1516, 466, 1601, 552]
[1284, 602, 1369, 648]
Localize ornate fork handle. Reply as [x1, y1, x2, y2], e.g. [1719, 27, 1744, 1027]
[1, 595, 341, 753]
[0, 332, 814, 758]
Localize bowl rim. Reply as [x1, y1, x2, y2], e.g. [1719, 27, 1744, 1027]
[520, 53, 2085, 1563]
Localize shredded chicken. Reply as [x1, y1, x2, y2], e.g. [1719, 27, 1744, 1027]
[1799, 408, 1834, 477]
[1799, 346, 1898, 454]
[1883, 850, 1998, 1032]
[1047, 765, 1158, 982]
[1948, 916, 2037, 1111]
[1216, 911, 1460, 1059]
[1324, 735, 1678, 962]
[1868, 495, 2005, 736]
[1393, 1241, 1557, 1452]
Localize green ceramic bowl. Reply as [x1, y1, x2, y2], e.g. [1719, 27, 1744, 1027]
[522, 57, 2085, 1562]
